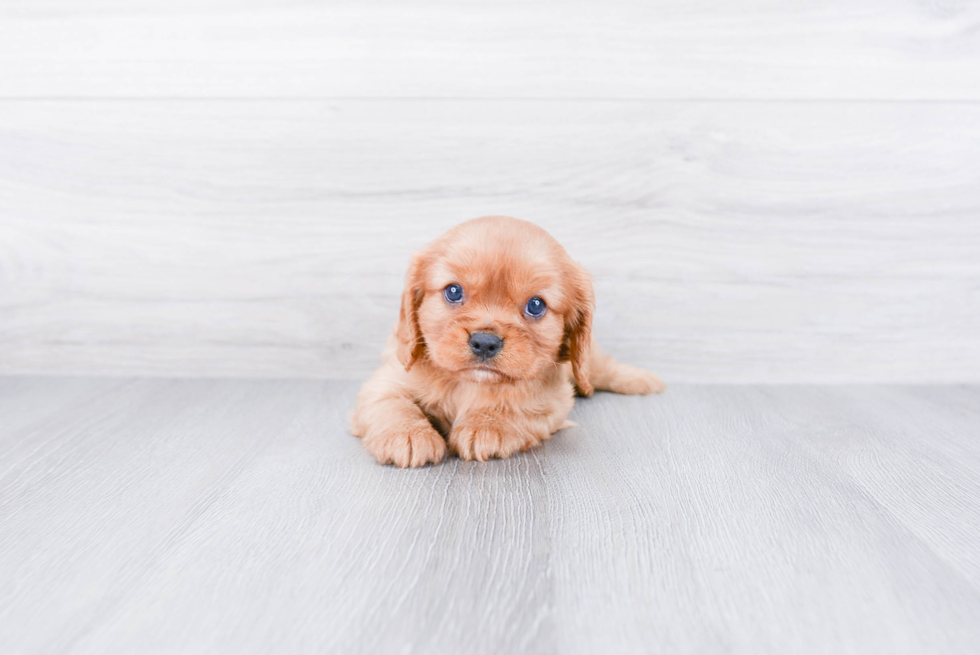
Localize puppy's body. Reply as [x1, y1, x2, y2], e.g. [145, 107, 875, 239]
[351, 216, 664, 467]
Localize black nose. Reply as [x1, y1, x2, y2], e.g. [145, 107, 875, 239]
[469, 332, 503, 360]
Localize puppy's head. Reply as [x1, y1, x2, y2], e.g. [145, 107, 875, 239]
[396, 216, 594, 395]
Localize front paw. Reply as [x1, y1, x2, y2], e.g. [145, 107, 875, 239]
[449, 422, 540, 462]
[362, 422, 447, 468]
[608, 365, 667, 395]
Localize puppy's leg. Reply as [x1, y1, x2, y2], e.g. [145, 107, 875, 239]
[449, 411, 553, 462]
[350, 371, 447, 468]
[588, 340, 666, 395]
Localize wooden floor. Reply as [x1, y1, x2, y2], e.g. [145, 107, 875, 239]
[2, 378, 978, 654]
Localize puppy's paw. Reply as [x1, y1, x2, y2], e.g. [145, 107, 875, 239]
[449, 423, 540, 462]
[362, 422, 447, 468]
[606, 365, 667, 395]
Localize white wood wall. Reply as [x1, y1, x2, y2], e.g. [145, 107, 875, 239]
[1, 0, 978, 382]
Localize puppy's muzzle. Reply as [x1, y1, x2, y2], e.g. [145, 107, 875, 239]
[469, 332, 503, 361]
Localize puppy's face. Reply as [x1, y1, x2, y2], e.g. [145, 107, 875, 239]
[396, 216, 594, 393]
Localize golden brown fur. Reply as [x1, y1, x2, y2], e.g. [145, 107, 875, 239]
[350, 216, 665, 467]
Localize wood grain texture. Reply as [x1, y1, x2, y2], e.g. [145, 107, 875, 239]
[545, 386, 980, 654]
[1, 100, 978, 382]
[758, 385, 980, 587]
[1, 0, 979, 99]
[1, 379, 979, 653]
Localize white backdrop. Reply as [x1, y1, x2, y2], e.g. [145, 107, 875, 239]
[1, 0, 978, 382]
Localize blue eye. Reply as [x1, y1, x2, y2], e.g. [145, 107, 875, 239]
[444, 284, 463, 303]
[524, 296, 546, 318]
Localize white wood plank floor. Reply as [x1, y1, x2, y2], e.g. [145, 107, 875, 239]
[2, 378, 978, 654]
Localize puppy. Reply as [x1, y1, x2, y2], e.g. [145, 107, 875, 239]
[350, 216, 665, 467]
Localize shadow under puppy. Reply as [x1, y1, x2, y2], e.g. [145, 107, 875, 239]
[351, 216, 665, 467]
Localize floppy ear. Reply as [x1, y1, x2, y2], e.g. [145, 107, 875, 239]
[395, 252, 428, 370]
[562, 262, 595, 396]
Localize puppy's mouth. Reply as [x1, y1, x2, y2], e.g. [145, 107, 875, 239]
[461, 365, 510, 383]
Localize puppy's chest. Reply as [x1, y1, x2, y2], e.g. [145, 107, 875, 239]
[417, 379, 574, 436]
[416, 384, 491, 434]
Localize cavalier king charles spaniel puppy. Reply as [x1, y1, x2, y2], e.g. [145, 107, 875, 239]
[350, 216, 665, 467]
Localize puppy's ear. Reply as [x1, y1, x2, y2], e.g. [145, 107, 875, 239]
[562, 262, 595, 396]
[395, 252, 428, 370]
